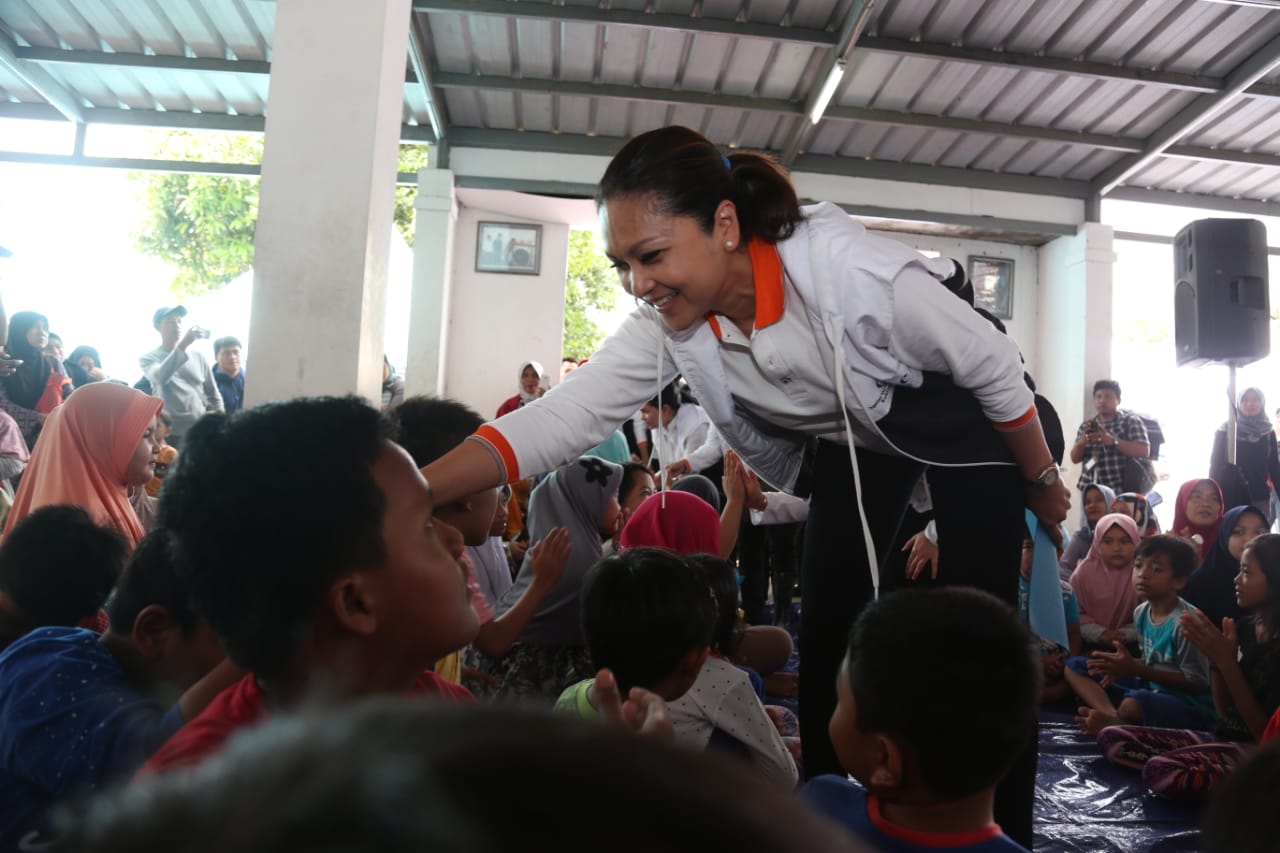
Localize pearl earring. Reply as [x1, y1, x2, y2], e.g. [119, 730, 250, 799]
[725, 241, 735, 249]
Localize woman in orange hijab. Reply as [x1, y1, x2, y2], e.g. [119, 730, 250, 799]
[4, 383, 162, 548]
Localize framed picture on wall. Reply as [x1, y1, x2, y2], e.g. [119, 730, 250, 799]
[968, 255, 1014, 320]
[476, 221, 542, 275]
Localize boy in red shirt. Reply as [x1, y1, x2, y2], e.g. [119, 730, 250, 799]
[142, 396, 479, 774]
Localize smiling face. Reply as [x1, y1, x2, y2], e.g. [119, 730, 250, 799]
[124, 419, 161, 487]
[1186, 481, 1223, 527]
[1241, 389, 1265, 417]
[1099, 523, 1136, 571]
[601, 194, 737, 332]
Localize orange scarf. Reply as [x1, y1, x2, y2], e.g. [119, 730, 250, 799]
[4, 383, 162, 548]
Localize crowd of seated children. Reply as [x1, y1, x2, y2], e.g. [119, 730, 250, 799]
[1185, 504, 1270, 627]
[390, 396, 572, 687]
[5, 382, 162, 549]
[1021, 511, 1082, 704]
[1066, 535, 1214, 736]
[475, 456, 622, 702]
[1059, 483, 1115, 581]
[801, 587, 1037, 852]
[56, 702, 856, 853]
[0, 505, 126, 651]
[140, 396, 479, 774]
[0, 530, 236, 848]
[1092, 533, 1280, 801]
[1070, 513, 1141, 651]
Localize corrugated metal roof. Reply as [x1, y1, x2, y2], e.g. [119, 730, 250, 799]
[5, 0, 1280, 214]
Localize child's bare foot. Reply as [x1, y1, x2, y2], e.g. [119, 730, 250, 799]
[1074, 706, 1121, 736]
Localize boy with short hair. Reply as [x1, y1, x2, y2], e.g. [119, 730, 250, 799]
[0, 531, 234, 848]
[141, 397, 479, 774]
[1066, 535, 1214, 734]
[0, 505, 128, 651]
[801, 588, 1038, 851]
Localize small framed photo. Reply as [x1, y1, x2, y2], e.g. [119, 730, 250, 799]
[476, 221, 542, 275]
[968, 255, 1014, 320]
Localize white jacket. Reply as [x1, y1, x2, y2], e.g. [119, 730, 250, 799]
[653, 402, 711, 468]
[473, 203, 1032, 494]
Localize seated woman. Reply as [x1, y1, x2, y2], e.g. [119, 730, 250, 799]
[3, 382, 162, 550]
[0, 313, 71, 450]
[1172, 478, 1225, 565]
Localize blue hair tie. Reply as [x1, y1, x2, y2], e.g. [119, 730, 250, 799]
[722, 155, 732, 171]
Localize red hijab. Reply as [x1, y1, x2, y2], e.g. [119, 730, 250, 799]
[1172, 478, 1224, 552]
[619, 491, 719, 556]
[4, 383, 161, 548]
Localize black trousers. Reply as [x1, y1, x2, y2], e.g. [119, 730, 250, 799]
[799, 440, 1036, 848]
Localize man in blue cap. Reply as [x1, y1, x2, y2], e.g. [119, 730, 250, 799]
[139, 306, 223, 448]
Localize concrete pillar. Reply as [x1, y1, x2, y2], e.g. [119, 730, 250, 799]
[244, 0, 411, 406]
[404, 168, 457, 398]
[1037, 223, 1116, 523]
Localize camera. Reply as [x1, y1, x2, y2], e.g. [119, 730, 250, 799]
[193, 327, 211, 339]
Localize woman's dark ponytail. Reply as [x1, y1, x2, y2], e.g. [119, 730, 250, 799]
[597, 126, 803, 244]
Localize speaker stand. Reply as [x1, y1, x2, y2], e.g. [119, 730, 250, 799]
[1226, 363, 1238, 467]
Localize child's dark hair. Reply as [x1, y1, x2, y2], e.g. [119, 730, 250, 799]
[157, 396, 392, 676]
[106, 531, 202, 635]
[1202, 736, 1280, 853]
[597, 126, 803, 246]
[619, 462, 653, 504]
[685, 554, 743, 657]
[646, 382, 682, 413]
[1135, 534, 1198, 580]
[1243, 533, 1280, 635]
[56, 702, 851, 853]
[581, 548, 716, 694]
[389, 396, 484, 468]
[845, 588, 1037, 799]
[1093, 379, 1121, 398]
[0, 505, 127, 645]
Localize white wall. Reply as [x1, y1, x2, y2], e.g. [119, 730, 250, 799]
[442, 205, 569, 417]
[876, 231, 1041, 377]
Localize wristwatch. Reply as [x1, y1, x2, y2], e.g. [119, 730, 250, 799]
[1026, 464, 1060, 489]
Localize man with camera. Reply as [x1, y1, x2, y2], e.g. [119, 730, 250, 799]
[139, 305, 224, 448]
[1070, 379, 1151, 495]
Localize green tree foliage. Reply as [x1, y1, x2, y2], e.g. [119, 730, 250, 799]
[132, 130, 429, 298]
[563, 230, 618, 360]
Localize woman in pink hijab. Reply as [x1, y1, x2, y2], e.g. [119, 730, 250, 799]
[4, 383, 162, 549]
[1069, 512, 1142, 650]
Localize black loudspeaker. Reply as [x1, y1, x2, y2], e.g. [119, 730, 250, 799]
[1174, 218, 1270, 367]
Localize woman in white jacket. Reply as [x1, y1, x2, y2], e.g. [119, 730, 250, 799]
[422, 126, 1069, 845]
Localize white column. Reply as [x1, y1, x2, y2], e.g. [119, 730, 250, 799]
[1037, 223, 1115, 524]
[405, 167, 457, 398]
[244, 0, 411, 406]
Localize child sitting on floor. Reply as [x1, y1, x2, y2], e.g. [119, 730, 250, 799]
[391, 397, 571, 686]
[0, 531, 236, 848]
[800, 587, 1037, 851]
[140, 397, 479, 774]
[1093, 532, 1280, 801]
[1070, 513, 1142, 651]
[1066, 535, 1214, 735]
[0, 505, 128, 651]
[556, 547, 714, 724]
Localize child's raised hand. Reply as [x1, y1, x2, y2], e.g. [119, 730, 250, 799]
[1086, 640, 1138, 686]
[593, 668, 673, 739]
[722, 450, 746, 506]
[901, 531, 939, 581]
[528, 527, 571, 588]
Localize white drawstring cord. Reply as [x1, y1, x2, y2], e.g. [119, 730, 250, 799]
[657, 323, 667, 509]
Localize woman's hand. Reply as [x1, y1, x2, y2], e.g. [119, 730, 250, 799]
[902, 531, 939, 581]
[1026, 480, 1070, 547]
[663, 458, 692, 484]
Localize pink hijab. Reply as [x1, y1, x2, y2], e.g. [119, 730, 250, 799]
[1069, 512, 1141, 631]
[619, 491, 720, 556]
[4, 383, 162, 548]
